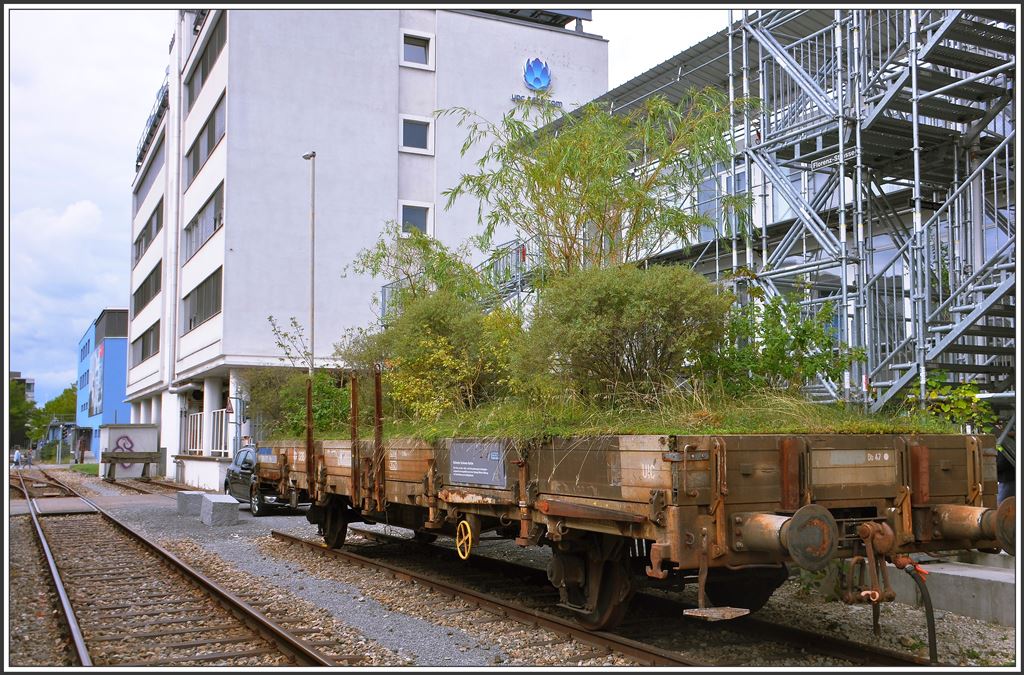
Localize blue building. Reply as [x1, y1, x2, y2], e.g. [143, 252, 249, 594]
[75, 309, 131, 461]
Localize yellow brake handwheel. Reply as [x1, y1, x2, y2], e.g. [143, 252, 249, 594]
[455, 519, 473, 560]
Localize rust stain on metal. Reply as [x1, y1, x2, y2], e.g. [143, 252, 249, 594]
[910, 443, 930, 504]
[535, 498, 646, 523]
[439, 488, 499, 505]
[779, 437, 802, 510]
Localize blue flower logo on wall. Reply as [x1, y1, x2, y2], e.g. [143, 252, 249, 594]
[524, 58, 551, 91]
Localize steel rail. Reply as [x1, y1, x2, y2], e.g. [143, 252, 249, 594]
[14, 470, 93, 666]
[270, 530, 706, 667]
[36, 470, 334, 667]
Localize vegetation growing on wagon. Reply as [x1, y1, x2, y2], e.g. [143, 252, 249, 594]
[252, 89, 974, 441]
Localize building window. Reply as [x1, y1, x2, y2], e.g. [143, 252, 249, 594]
[185, 94, 226, 186]
[131, 321, 160, 366]
[183, 183, 225, 262]
[80, 402, 88, 413]
[185, 11, 226, 111]
[80, 340, 90, 362]
[78, 371, 89, 390]
[399, 115, 434, 155]
[182, 267, 222, 334]
[400, 30, 434, 70]
[132, 261, 162, 318]
[133, 200, 164, 267]
[132, 137, 164, 216]
[399, 202, 431, 235]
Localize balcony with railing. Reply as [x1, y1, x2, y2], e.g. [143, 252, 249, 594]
[135, 73, 170, 171]
[182, 407, 230, 457]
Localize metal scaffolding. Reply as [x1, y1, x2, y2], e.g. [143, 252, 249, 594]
[717, 9, 1015, 460]
[384, 9, 1017, 460]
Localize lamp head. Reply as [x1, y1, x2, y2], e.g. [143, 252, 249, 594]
[302, 151, 316, 160]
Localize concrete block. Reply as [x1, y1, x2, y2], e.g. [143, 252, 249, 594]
[177, 491, 206, 516]
[200, 494, 240, 526]
[888, 561, 1016, 626]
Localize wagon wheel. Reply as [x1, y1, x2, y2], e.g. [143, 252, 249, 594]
[575, 554, 634, 630]
[323, 503, 348, 549]
[455, 520, 473, 560]
[412, 530, 438, 544]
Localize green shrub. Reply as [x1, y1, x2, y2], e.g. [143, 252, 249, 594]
[525, 264, 732, 399]
[242, 368, 351, 438]
[704, 293, 861, 395]
[923, 370, 999, 433]
[380, 291, 522, 419]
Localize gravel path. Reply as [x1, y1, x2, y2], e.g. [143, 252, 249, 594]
[7, 516, 74, 666]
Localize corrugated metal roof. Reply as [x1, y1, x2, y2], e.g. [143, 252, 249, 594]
[481, 9, 592, 28]
[592, 10, 836, 115]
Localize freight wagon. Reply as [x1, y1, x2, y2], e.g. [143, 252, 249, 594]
[251, 393, 1014, 630]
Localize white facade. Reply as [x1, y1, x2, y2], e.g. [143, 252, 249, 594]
[125, 9, 608, 489]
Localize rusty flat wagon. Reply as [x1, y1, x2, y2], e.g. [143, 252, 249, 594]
[253, 400, 1014, 630]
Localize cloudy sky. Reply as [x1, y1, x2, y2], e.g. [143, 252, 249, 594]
[6, 6, 726, 406]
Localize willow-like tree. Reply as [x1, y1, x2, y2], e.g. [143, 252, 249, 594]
[441, 88, 754, 275]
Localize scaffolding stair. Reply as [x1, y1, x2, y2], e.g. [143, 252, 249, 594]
[863, 9, 1015, 163]
[870, 271, 1015, 411]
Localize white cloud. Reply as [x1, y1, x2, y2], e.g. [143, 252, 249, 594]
[10, 201, 129, 401]
[8, 9, 175, 404]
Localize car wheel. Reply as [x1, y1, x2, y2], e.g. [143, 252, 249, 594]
[250, 485, 269, 517]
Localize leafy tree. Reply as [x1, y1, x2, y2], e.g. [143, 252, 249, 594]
[441, 89, 754, 275]
[9, 379, 36, 448]
[28, 383, 76, 442]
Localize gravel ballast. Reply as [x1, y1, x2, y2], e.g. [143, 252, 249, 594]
[17, 471, 1016, 668]
[7, 515, 74, 666]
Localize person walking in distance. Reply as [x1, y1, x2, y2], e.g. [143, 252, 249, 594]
[12, 447, 22, 468]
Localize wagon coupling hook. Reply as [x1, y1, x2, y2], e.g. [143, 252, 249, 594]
[860, 589, 880, 603]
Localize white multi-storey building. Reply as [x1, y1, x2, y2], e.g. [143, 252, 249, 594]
[125, 9, 608, 489]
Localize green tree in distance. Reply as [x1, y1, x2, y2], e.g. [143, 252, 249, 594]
[29, 383, 77, 441]
[9, 379, 36, 448]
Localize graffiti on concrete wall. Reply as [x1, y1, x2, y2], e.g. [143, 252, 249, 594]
[115, 435, 134, 469]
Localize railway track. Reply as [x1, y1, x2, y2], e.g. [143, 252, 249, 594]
[270, 529, 704, 667]
[275, 527, 944, 667]
[106, 478, 186, 497]
[13, 470, 337, 667]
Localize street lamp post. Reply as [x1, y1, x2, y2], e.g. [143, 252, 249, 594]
[302, 150, 316, 489]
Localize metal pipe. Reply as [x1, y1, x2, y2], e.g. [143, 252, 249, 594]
[906, 566, 938, 665]
[302, 150, 317, 491]
[908, 11, 927, 406]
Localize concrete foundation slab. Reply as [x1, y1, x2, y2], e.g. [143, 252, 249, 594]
[200, 494, 240, 526]
[177, 491, 206, 516]
[32, 497, 97, 515]
[888, 561, 1017, 626]
[8, 501, 31, 516]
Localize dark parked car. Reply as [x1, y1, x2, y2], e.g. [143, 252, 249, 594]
[224, 445, 274, 516]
